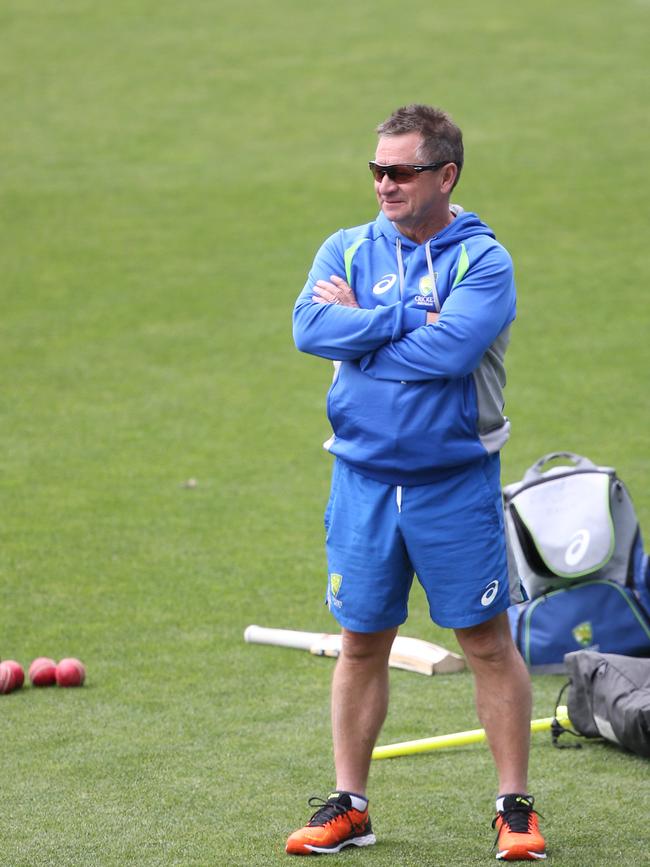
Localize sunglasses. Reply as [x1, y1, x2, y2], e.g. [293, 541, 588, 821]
[368, 160, 449, 183]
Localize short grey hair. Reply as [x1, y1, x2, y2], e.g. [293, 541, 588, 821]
[376, 104, 464, 188]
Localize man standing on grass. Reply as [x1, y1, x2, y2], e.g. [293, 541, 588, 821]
[287, 104, 546, 862]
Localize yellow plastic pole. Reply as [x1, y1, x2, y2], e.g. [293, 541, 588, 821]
[372, 706, 570, 760]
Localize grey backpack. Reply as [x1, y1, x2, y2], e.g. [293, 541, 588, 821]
[504, 452, 644, 601]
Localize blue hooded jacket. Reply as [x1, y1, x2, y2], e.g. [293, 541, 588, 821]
[293, 209, 516, 485]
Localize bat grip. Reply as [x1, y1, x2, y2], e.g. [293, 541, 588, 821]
[243, 625, 317, 651]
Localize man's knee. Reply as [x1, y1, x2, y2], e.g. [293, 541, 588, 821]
[454, 613, 516, 666]
[340, 627, 398, 665]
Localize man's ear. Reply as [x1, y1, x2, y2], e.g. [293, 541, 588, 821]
[440, 162, 459, 194]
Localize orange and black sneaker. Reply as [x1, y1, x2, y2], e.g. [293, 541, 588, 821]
[286, 792, 376, 856]
[492, 794, 546, 861]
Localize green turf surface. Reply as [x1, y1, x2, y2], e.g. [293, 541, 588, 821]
[1, 0, 649, 864]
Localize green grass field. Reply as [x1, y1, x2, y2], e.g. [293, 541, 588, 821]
[1, 1, 649, 864]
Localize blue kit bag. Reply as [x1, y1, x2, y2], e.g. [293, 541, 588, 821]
[504, 452, 650, 672]
[507, 577, 650, 673]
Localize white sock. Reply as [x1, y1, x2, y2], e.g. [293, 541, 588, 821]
[496, 794, 532, 812]
[331, 791, 368, 811]
[348, 793, 368, 811]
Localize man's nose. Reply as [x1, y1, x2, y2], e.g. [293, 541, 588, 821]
[378, 173, 397, 191]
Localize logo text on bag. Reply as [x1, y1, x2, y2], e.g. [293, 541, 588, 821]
[564, 529, 591, 566]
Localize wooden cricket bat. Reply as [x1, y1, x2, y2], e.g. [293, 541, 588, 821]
[243, 625, 465, 676]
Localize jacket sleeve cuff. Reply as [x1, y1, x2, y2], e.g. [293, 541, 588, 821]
[402, 308, 427, 334]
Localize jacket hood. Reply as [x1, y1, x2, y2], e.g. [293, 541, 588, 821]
[375, 209, 495, 254]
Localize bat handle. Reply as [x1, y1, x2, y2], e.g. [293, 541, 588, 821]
[243, 625, 318, 651]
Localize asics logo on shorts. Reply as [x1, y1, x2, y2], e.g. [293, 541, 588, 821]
[480, 580, 499, 607]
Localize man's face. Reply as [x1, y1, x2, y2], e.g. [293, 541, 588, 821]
[374, 132, 450, 237]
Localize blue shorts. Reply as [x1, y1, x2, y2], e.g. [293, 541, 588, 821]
[324, 455, 518, 631]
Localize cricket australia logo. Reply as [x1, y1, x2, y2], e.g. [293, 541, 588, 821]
[328, 573, 343, 609]
[414, 273, 439, 310]
[572, 621, 593, 647]
[418, 274, 438, 295]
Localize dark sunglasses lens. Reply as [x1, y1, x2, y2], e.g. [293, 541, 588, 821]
[390, 166, 417, 182]
[369, 163, 417, 183]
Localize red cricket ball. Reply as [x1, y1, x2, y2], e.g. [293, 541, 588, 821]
[56, 657, 86, 688]
[0, 660, 24, 694]
[29, 657, 58, 687]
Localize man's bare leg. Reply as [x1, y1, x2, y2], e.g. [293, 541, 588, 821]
[331, 626, 398, 795]
[455, 612, 532, 794]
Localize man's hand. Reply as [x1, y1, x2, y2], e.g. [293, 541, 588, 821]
[426, 311, 440, 324]
[312, 275, 360, 308]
